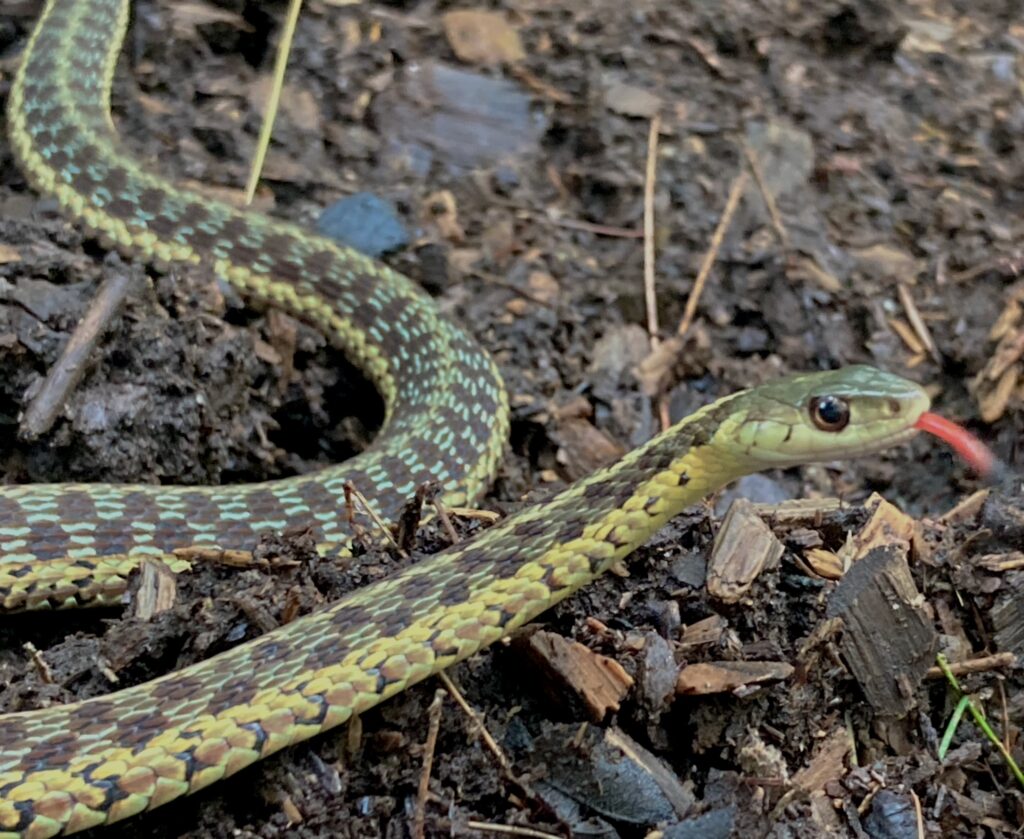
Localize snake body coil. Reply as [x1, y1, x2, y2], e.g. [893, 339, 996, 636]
[0, 0, 931, 836]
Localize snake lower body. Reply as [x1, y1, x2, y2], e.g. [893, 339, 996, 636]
[0, 0, 932, 836]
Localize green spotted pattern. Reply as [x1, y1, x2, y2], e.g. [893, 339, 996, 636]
[4, 0, 508, 574]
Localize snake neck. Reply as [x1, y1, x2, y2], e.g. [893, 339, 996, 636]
[489, 393, 750, 591]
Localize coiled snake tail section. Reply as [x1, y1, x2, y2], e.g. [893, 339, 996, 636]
[5, 0, 509, 570]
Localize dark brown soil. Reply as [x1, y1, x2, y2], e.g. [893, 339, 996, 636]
[0, 0, 1022, 837]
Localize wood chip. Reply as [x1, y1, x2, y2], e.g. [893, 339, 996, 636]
[524, 270, 559, 305]
[247, 78, 322, 134]
[792, 728, 852, 793]
[707, 499, 784, 603]
[804, 494, 919, 580]
[443, 10, 525, 65]
[790, 255, 842, 293]
[133, 558, 180, 620]
[991, 577, 1024, 657]
[280, 795, 303, 826]
[375, 61, 543, 173]
[678, 614, 727, 650]
[23, 642, 53, 685]
[604, 82, 662, 118]
[925, 652, 1016, 679]
[749, 496, 843, 522]
[851, 243, 924, 281]
[803, 547, 844, 580]
[978, 364, 1017, 423]
[515, 630, 633, 722]
[547, 398, 626, 481]
[973, 301, 1024, 421]
[266, 309, 298, 385]
[604, 727, 695, 818]
[421, 190, 464, 243]
[989, 294, 1022, 342]
[167, 2, 251, 37]
[635, 333, 687, 397]
[938, 488, 990, 524]
[848, 493, 917, 560]
[984, 325, 1024, 382]
[676, 660, 794, 696]
[825, 545, 937, 716]
[532, 724, 694, 821]
[972, 551, 1024, 572]
[806, 790, 845, 832]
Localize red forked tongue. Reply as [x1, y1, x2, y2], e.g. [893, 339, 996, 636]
[914, 412, 998, 478]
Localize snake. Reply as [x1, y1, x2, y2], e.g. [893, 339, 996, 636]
[0, 0, 936, 836]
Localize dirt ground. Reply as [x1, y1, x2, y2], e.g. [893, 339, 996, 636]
[1, 0, 1023, 836]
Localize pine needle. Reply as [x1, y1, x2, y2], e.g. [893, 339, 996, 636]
[244, 0, 305, 205]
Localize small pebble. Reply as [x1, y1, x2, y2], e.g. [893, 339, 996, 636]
[316, 192, 409, 257]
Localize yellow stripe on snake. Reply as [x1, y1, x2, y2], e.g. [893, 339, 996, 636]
[0, 0, 933, 836]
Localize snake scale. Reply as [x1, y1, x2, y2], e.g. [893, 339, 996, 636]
[0, 0, 934, 836]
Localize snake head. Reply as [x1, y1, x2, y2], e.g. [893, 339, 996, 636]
[726, 365, 931, 467]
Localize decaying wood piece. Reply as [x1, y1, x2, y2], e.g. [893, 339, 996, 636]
[514, 629, 633, 721]
[800, 493, 919, 580]
[19, 262, 139, 441]
[791, 727, 852, 793]
[972, 280, 1024, 422]
[707, 498, 784, 602]
[529, 724, 694, 823]
[991, 574, 1024, 657]
[750, 496, 844, 522]
[678, 614, 727, 650]
[133, 558, 179, 620]
[676, 659, 794, 696]
[826, 545, 937, 716]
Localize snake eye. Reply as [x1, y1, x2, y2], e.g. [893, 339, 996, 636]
[809, 395, 850, 432]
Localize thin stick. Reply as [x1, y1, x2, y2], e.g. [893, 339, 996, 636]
[925, 652, 1015, 679]
[172, 546, 255, 567]
[465, 822, 562, 839]
[910, 789, 924, 839]
[998, 678, 1012, 755]
[675, 169, 749, 340]
[642, 116, 673, 430]
[19, 268, 135, 441]
[344, 482, 405, 555]
[437, 670, 515, 778]
[412, 689, 446, 839]
[445, 507, 501, 523]
[430, 496, 462, 546]
[244, 0, 305, 205]
[742, 141, 788, 248]
[897, 283, 941, 365]
[550, 217, 644, 239]
[642, 114, 662, 349]
[23, 642, 53, 684]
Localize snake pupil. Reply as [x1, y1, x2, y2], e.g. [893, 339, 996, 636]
[810, 395, 851, 431]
